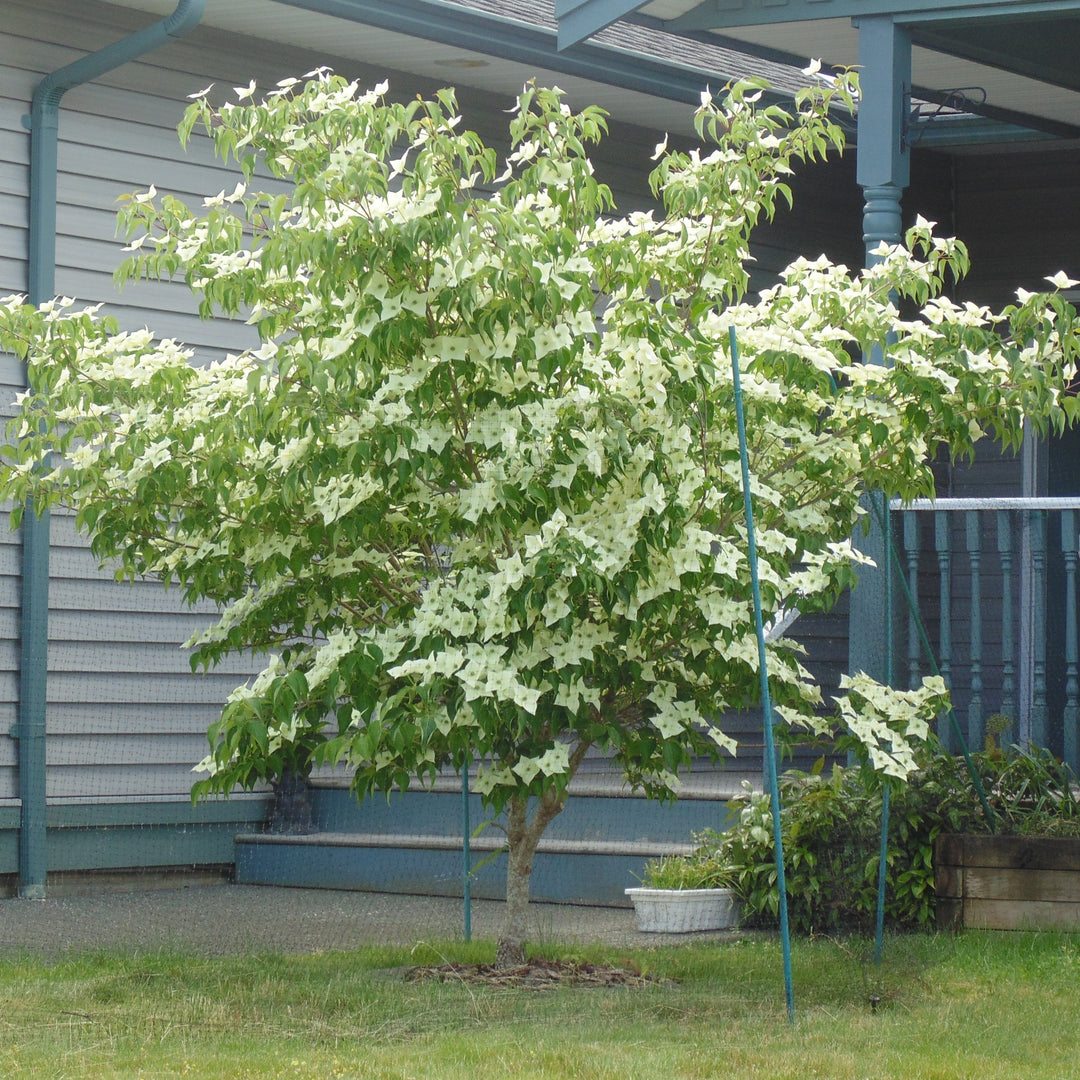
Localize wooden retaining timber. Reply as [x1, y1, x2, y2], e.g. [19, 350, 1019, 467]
[935, 834, 1080, 930]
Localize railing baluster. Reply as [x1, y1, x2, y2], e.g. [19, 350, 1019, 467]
[1063, 510, 1079, 770]
[935, 511, 952, 749]
[997, 511, 1017, 727]
[904, 511, 920, 689]
[967, 511, 983, 751]
[1031, 510, 1048, 749]
[890, 498, 1080, 763]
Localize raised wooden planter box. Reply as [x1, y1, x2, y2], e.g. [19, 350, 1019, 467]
[934, 833, 1080, 930]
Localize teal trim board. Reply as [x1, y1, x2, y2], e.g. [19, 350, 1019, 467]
[20, 0, 205, 899]
[665, 0, 1074, 32]
[42, 799, 270, 830]
[0, 800, 269, 875]
[46, 824, 242, 872]
[237, 836, 662, 906]
[554, 0, 1080, 45]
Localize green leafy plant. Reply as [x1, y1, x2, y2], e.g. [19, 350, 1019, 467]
[711, 748, 986, 933]
[982, 741, 1080, 837]
[708, 738, 1080, 934]
[639, 832, 737, 890]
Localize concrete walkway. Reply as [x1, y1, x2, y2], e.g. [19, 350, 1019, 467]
[0, 884, 736, 958]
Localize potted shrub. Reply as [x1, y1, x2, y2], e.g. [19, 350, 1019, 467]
[626, 833, 741, 932]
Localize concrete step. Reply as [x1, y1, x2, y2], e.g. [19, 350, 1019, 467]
[236, 769, 758, 906]
[306, 771, 753, 843]
[236, 830, 698, 905]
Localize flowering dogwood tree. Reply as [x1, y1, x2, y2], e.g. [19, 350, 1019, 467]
[2, 71, 1078, 960]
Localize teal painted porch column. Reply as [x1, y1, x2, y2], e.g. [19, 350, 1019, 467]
[849, 15, 911, 687]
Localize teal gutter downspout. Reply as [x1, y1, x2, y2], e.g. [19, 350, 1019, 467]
[18, 0, 205, 900]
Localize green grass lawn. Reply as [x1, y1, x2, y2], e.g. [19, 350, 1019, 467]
[1, 932, 1078, 1079]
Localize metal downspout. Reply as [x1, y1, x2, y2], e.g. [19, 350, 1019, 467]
[18, 0, 205, 899]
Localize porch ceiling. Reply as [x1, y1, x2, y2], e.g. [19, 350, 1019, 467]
[95, 0, 811, 138]
[557, 0, 1080, 137]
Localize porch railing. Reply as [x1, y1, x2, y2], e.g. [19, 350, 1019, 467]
[889, 497, 1080, 772]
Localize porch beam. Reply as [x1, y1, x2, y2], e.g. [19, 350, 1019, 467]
[554, 0, 648, 49]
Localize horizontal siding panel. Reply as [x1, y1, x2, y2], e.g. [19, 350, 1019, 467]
[62, 311, 255, 355]
[45, 579, 221, 616]
[45, 641, 260, 677]
[0, 159, 27, 200]
[45, 764, 210, 799]
[44, 702, 231, 736]
[0, 128, 29, 172]
[45, 671, 246, 705]
[36, 544, 181, 582]
[0, 581, 18, 616]
[46, 733, 209, 767]
[57, 146, 239, 209]
[0, 191, 26, 234]
[48, 609, 234, 645]
[0, 257, 27, 295]
[0, 356, 24, 385]
[31, 578, 202, 616]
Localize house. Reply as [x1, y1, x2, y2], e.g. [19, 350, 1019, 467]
[2, 0, 1079, 902]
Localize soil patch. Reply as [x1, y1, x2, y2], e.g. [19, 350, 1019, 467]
[403, 957, 666, 989]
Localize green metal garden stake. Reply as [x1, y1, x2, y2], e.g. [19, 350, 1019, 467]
[874, 782, 890, 966]
[729, 327, 795, 1024]
[875, 487, 893, 969]
[462, 759, 472, 942]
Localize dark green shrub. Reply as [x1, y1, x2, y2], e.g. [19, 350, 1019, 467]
[712, 750, 986, 933]
[710, 739, 1080, 933]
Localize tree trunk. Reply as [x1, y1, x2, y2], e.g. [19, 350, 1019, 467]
[494, 739, 593, 966]
[496, 790, 562, 966]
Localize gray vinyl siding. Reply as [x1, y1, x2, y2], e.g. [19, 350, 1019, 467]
[19, 0, 1067, 830]
[0, 0, 634, 820]
[3, 0, 871, 819]
[0, 0, 286, 815]
[42, 508, 266, 803]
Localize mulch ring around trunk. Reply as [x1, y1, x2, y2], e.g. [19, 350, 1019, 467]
[403, 957, 668, 989]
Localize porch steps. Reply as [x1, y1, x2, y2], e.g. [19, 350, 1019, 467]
[235, 768, 757, 906]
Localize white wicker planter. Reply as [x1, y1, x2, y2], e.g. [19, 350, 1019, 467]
[625, 887, 740, 933]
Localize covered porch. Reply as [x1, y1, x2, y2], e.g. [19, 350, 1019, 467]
[558, 0, 1080, 768]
